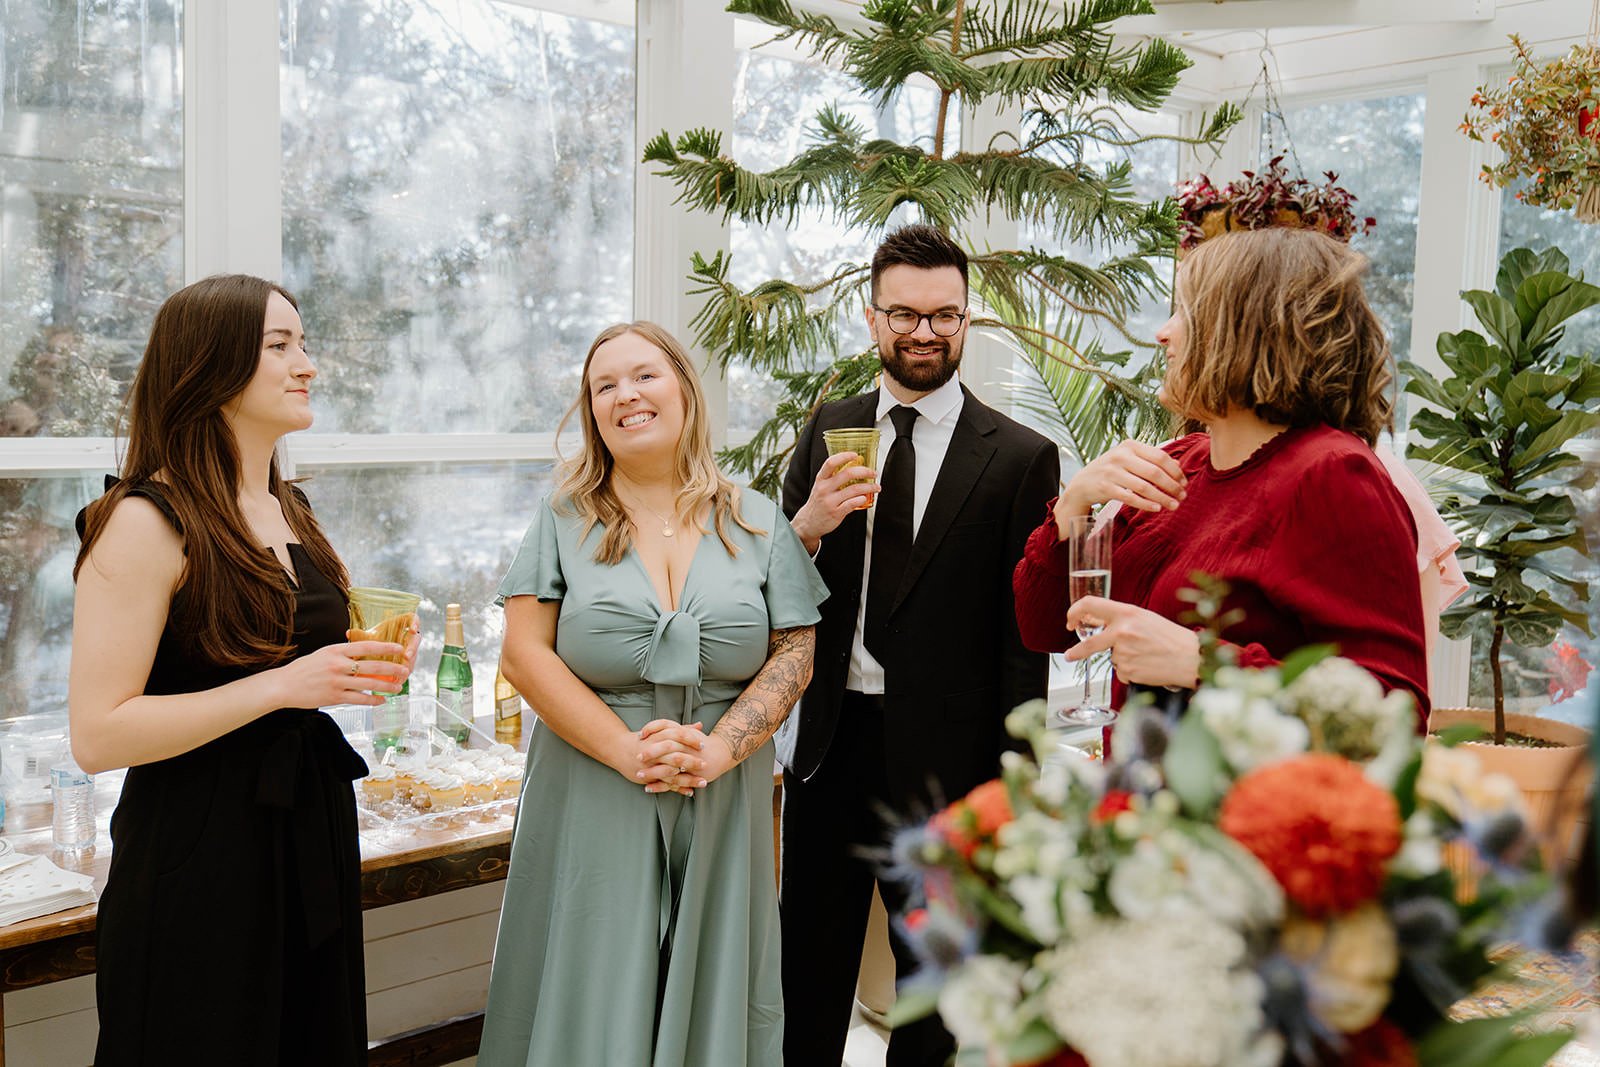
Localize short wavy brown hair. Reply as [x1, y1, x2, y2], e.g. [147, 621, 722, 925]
[1164, 228, 1394, 444]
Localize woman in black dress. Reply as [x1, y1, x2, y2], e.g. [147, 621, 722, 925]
[69, 275, 417, 1065]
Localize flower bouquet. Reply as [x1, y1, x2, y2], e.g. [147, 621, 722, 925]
[1175, 155, 1377, 251]
[893, 627, 1579, 1066]
[1460, 35, 1600, 220]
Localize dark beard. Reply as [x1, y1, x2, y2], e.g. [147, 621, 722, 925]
[879, 336, 961, 392]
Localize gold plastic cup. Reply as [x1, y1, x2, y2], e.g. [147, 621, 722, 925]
[348, 586, 422, 663]
[822, 427, 881, 509]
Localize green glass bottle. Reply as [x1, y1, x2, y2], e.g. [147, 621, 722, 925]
[375, 677, 409, 754]
[436, 603, 474, 744]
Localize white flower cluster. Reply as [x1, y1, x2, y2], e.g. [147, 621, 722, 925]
[1037, 915, 1282, 1067]
[993, 809, 1096, 942]
[1106, 823, 1283, 932]
[1280, 656, 1413, 762]
[937, 956, 1028, 1053]
[1191, 667, 1308, 773]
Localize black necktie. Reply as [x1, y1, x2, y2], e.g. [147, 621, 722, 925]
[864, 405, 918, 661]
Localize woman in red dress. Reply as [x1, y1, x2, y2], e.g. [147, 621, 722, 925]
[1012, 228, 1429, 726]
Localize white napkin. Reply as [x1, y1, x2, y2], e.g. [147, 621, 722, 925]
[0, 849, 97, 926]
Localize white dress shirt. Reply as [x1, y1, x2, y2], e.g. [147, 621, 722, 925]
[847, 375, 965, 694]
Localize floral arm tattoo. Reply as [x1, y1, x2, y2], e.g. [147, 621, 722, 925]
[713, 626, 816, 765]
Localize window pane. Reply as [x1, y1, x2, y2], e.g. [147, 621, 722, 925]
[280, 0, 635, 434]
[727, 34, 950, 432]
[0, 475, 109, 718]
[1464, 456, 1599, 721]
[0, 1, 183, 439]
[299, 461, 554, 717]
[1014, 112, 1181, 458]
[1267, 94, 1425, 425]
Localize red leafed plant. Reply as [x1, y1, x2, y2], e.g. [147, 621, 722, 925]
[1545, 639, 1593, 703]
[1175, 155, 1377, 250]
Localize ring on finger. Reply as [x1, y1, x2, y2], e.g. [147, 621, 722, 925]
[347, 663, 359, 676]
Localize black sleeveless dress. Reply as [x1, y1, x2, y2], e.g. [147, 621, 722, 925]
[80, 481, 370, 1066]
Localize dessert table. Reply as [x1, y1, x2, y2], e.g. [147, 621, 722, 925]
[0, 740, 786, 1067]
[0, 769, 515, 1067]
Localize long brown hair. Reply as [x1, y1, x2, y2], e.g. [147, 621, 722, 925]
[1164, 228, 1395, 444]
[554, 321, 760, 564]
[74, 275, 350, 667]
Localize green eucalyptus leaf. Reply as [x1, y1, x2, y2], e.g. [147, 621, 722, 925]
[1005, 1020, 1066, 1063]
[886, 988, 939, 1028]
[1278, 643, 1337, 685]
[1434, 723, 1489, 746]
[1416, 1012, 1561, 1067]
[1164, 709, 1227, 817]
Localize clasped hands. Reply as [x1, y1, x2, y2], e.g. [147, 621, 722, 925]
[621, 720, 735, 798]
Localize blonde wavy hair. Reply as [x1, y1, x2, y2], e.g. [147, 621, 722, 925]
[1164, 228, 1395, 445]
[554, 321, 761, 565]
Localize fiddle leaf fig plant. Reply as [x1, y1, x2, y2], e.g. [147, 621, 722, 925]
[1401, 245, 1600, 744]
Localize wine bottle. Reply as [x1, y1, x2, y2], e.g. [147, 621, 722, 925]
[493, 663, 523, 741]
[436, 604, 474, 744]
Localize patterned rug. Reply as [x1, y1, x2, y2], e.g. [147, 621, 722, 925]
[1453, 930, 1599, 1064]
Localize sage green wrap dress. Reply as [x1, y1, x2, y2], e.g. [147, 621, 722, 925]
[478, 490, 827, 1067]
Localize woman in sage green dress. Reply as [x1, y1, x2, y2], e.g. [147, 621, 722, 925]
[480, 321, 827, 1067]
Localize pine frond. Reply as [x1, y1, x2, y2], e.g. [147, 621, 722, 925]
[972, 247, 1170, 344]
[727, 0, 857, 65]
[964, 0, 1155, 58]
[647, 125, 866, 227]
[962, 151, 1171, 249]
[851, 155, 978, 230]
[840, 3, 981, 104]
[684, 251, 872, 373]
[718, 348, 882, 495]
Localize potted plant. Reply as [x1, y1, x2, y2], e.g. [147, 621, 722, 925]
[1174, 154, 1376, 251]
[1461, 35, 1600, 221]
[1401, 244, 1598, 866]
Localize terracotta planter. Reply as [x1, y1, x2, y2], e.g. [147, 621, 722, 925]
[1427, 708, 1593, 883]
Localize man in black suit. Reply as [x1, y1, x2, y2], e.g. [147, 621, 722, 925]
[779, 225, 1059, 1066]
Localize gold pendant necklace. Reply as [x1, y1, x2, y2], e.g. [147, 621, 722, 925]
[622, 491, 676, 537]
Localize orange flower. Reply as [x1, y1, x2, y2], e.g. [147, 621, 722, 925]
[931, 779, 1014, 860]
[1218, 754, 1401, 916]
[966, 779, 1016, 838]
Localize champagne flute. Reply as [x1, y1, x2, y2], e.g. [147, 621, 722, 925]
[1053, 514, 1115, 735]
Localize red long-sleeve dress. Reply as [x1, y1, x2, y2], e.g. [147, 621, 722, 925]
[1013, 426, 1431, 730]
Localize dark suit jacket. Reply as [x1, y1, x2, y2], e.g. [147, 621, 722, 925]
[780, 385, 1059, 809]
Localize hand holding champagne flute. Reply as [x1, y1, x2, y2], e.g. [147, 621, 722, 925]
[1055, 515, 1114, 734]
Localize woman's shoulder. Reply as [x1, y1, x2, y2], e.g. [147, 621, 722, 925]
[1280, 425, 1388, 478]
[732, 486, 781, 527]
[1164, 432, 1211, 470]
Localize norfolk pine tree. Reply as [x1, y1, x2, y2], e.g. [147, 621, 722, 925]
[644, 0, 1240, 492]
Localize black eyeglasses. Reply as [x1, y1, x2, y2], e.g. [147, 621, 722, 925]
[871, 305, 968, 337]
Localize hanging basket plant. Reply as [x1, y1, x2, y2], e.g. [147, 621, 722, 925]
[1461, 34, 1600, 220]
[1174, 155, 1377, 251]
